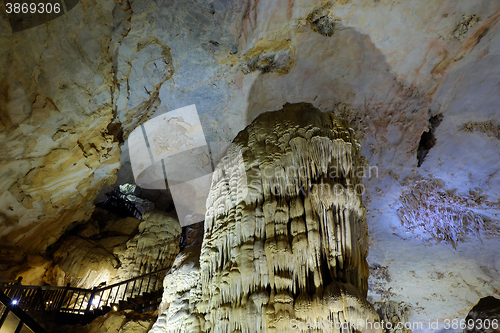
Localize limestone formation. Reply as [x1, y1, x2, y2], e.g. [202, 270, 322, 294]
[198, 103, 379, 332]
[306, 2, 336, 37]
[2, 0, 500, 328]
[453, 15, 482, 41]
[9, 254, 51, 286]
[114, 210, 181, 281]
[150, 246, 204, 333]
[242, 39, 295, 75]
[373, 301, 412, 333]
[461, 120, 500, 140]
[368, 264, 394, 302]
[151, 103, 380, 332]
[40, 210, 181, 289]
[52, 236, 119, 288]
[0, 116, 121, 254]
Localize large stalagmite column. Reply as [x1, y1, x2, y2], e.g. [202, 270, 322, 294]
[198, 103, 380, 332]
[150, 103, 381, 333]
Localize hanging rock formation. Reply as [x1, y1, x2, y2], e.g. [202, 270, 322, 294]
[151, 103, 381, 333]
[39, 210, 181, 289]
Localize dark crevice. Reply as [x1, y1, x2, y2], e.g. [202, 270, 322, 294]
[96, 189, 144, 220]
[417, 114, 443, 167]
[107, 120, 124, 143]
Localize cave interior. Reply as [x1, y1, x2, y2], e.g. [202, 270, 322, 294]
[1, 0, 500, 332]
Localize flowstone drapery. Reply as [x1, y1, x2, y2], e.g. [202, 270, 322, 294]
[151, 103, 381, 333]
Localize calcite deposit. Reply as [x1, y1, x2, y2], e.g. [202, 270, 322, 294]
[114, 210, 181, 281]
[39, 209, 181, 289]
[373, 301, 412, 333]
[2, 0, 500, 328]
[241, 38, 295, 74]
[150, 246, 204, 333]
[397, 178, 500, 248]
[199, 103, 378, 332]
[151, 103, 381, 333]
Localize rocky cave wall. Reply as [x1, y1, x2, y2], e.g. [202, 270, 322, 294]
[1, 0, 500, 328]
[9, 208, 181, 289]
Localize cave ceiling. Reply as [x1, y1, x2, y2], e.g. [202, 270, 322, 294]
[1, 0, 500, 327]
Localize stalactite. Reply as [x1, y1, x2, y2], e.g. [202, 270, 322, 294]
[197, 103, 380, 333]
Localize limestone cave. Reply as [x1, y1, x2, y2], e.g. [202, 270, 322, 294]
[1, 0, 500, 332]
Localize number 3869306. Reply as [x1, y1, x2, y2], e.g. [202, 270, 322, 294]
[5, 2, 61, 14]
[444, 318, 499, 330]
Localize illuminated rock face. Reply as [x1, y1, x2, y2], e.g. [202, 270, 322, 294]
[3, 0, 500, 325]
[41, 210, 181, 289]
[151, 246, 204, 333]
[199, 103, 379, 332]
[111, 210, 181, 282]
[151, 103, 381, 333]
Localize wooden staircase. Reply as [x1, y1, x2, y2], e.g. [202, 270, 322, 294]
[106, 289, 163, 313]
[0, 289, 48, 333]
[0, 268, 169, 331]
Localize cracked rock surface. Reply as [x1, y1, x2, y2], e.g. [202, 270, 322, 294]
[1, 0, 500, 327]
[150, 104, 381, 333]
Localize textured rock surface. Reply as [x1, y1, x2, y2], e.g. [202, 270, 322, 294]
[11, 254, 52, 286]
[150, 246, 203, 333]
[113, 210, 181, 282]
[198, 104, 378, 332]
[52, 236, 119, 288]
[40, 210, 181, 288]
[397, 178, 499, 248]
[0, 1, 121, 255]
[151, 104, 381, 332]
[1, 0, 500, 327]
[367, 6, 500, 323]
[54, 310, 156, 333]
[373, 301, 412, 333]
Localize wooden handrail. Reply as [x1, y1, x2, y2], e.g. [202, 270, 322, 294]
[98, 267, 170, 292]
[0, 267, 170, 317]
[0, 267, 170, 294]
[0, 290, 48, 333]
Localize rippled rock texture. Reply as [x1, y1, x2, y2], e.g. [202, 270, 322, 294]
[2, 0, 500, 326]
[150, 104, 381, 332]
